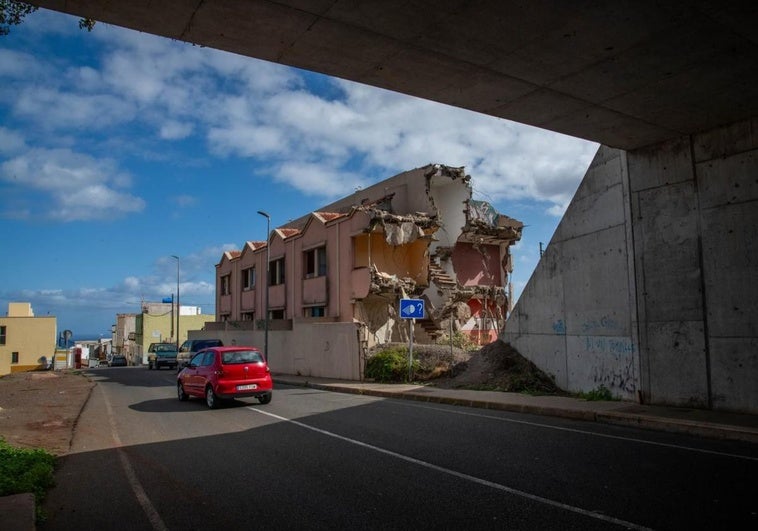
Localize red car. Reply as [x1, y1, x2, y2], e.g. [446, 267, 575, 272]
[177, 346, 272, 408]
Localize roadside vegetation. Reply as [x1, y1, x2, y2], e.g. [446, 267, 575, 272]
[0, 437, 55, 520]
[365, 339, 563, 395]
[575, 384, 617, 401]
[364, 346, 419, 382]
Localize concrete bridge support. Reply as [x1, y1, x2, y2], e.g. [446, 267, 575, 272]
[504, 118, 758, 413]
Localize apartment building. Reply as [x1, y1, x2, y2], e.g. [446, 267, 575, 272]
[211, 165, 522, 379]
[0, 302, 57, 375]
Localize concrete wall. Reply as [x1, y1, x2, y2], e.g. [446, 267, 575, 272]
[504, 118, 758, 413]
[191, 321, 362, 380]
[503, 146, 639, 398]
[630, 121, 758, 412]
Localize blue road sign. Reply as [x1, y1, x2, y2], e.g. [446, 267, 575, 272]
[400, 298, 425, 319]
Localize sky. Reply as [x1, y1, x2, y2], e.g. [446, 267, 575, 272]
[0, 8, 598, 339]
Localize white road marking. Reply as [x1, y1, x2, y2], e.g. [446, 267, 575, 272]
[103, 391, 169, 531]
[391, 401, 758, 462]
[249, 407, 653, 530]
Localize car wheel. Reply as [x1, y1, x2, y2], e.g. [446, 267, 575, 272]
[177, 382, 188, 401]
[205, 386, 219, 409]
[258, 392, 272, 404]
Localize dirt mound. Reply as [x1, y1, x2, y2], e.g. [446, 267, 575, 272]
[433, 339, 562, 394]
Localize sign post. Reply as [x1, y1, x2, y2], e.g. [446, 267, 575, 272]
[399, 299, 425, 381]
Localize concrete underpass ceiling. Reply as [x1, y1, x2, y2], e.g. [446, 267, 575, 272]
[30, 1, 758, 150]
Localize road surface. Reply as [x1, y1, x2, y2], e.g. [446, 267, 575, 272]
[41, 367, 757, 530]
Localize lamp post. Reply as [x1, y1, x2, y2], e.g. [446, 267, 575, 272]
[257, 210, 270, 363]
[171, 255, 180, 354]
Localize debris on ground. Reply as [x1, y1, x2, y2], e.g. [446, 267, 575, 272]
[427, 339, 563, 394]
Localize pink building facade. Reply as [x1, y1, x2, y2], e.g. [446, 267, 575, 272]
[213, 165, 522, 376]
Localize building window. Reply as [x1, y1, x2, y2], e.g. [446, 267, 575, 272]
[241, 312, 254, 321]
[11, 352, 19, 364]
[270, 309, 285, 320]
[242, 267, 255, 290]
[269, 258, 285, 285]
[0, 325, 5, 345]
[304, 247, 327, 278]
[304, 306, 326, 317]
[221, 274, 231, 295]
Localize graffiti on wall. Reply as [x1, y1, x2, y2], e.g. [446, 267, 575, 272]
[584, 336, 635, 354]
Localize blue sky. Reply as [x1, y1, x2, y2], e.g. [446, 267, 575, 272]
[0, 9, 598, 339]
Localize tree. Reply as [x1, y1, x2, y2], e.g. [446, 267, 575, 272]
[0, 0, 95, 36]
[0, 0, 37, 36]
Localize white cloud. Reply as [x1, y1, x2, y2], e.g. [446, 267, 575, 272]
[13, 87, 136, 131]
[0, 127, 26, 156]
[160, 120, 193, 140]
[273, 162, 369, 198]
[0, 148, 145, 220]
[3, 20, 597, 215]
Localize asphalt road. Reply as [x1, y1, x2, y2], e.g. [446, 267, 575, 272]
[41, 367, 757, 530]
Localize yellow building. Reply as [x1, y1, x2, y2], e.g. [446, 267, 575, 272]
[0, 303, 57, 375]
[131, 302, 216, 365]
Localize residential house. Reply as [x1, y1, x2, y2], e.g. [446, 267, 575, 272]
[0, 302, 56, 375]
[209, 165, 522, 380]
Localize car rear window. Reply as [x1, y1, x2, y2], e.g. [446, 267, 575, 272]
[222, 350, 263, 364]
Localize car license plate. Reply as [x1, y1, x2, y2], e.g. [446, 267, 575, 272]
[237, 384, 257, 391]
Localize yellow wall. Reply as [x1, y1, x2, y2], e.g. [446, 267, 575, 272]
[0, 316, 57, 375]
[136, 313, 216, 354]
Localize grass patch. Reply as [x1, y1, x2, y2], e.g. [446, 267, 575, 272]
[575, 385, 616, 401]
[0, 438, 56, 521]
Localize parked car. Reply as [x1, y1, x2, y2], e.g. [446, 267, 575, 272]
[177, 346, 272, 409]
[176, 338, 223, 370]
[147, 342, 178, 370]
[109, 355, 127, 367]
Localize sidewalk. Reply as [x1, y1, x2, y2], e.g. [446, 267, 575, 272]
[274, 374, 758, 444]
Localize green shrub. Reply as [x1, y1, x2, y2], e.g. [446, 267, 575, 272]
[365, 347, 419, 382]
[435, 331, 476, 351]
[576, 385, 615, 401]
[0, 438, 55, 520]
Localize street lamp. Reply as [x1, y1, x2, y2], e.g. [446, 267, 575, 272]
[257, 210, 270, 363]
[171, 255, 180, 354]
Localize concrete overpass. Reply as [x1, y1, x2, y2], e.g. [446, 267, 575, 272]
[30, 1, 758, 413]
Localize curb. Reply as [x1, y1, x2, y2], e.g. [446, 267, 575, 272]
[596, 411, 758, 443]
[278, 378, 758, 444]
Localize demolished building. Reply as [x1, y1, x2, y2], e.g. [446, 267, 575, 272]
[211, 164, 522, 379]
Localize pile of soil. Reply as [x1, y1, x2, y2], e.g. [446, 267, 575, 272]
[428, 339, 562, 394]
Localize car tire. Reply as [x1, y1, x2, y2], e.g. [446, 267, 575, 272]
[177, 382, 188, 401]
[206, 386, 219, 409]
[258, 392, 272, 405]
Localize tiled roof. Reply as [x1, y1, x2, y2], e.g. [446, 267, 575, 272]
[314, 211, 347, 222]
[277, 228, 301, 238]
